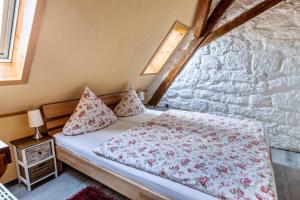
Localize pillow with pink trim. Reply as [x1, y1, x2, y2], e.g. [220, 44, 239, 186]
[63, 87, 117, 136]
[114, 86, 145, 117]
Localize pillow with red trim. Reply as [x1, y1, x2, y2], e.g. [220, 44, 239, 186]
[63, 87, 117, 136]
[114, 86, 145, 117]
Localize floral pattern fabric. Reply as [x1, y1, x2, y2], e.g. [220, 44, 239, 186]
[93, 109, 276, 200]
[114, 86, 145, 117]
[63, 87, 117, 136]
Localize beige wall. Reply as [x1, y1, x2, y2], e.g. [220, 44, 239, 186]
[0, 0, 197, 183]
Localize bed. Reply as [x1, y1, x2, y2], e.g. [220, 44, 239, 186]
[42, 92, 277, 200]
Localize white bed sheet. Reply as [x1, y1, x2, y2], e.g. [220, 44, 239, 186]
[54, 120, 216, 200]
[118, 109, 163, 124]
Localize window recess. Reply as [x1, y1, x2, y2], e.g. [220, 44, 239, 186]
[141, 21, 189, 75]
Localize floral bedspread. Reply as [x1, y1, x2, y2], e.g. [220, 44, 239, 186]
[93, 109, 277, 200]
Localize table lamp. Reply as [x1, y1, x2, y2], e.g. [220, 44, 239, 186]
[27, 109, 44, 139]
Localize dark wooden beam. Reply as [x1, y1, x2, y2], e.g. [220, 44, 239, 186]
[148, 0, 283, 106]
[202, 0, 235, 35]
[193, 0, 212, 38]
[148, 0, 234, 105]
[201, 0, 283, 47]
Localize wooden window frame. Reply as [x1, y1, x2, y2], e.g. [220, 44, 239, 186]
[0, 0, 46, 86]
[141, 21, 189, 76]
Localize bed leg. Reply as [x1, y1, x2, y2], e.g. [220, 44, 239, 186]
[56, 160, 64, 174]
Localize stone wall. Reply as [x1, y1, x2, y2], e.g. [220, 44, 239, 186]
[157, 1, 300, 151]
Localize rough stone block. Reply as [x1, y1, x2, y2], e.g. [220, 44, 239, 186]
[200, 55, 221, 70]
[165, 90, 178, 98]
[286, 112, 300, 126]
[178, 89, 194, 99]
[249, 94, 272, 108]
[220, 51, 250, 70]
[207, 101, 228, 113]
[287, 91, 300, 112]
[268, 77, 287, 91]
[280, 57, 300, 75]
[252, 51, 282, 76]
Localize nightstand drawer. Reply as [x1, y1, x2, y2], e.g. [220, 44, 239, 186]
[25, 142, 52, 165]
[29, 159, 55, 183]
[17, 141, 53, 165]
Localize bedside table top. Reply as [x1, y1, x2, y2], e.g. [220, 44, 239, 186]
[10, 135, 53, 149]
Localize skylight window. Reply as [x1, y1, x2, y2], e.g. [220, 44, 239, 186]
[141, 21, 189, 75]
[0, 0, 19, 62]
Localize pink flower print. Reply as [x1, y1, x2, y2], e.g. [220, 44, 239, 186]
[250, 157, 261, 163]
[88, 119, 95, 126]
[252, 140, 259, 145]
[236, 188, 244, 198]
[260, 186, 269, 193]
[240, 178, 251, 187]
[128, 139, 136, 145]
[138, 147, 146, 152]
[159, 170, 166, 176]
[194, 163, 203, 169]
[217, 165, 227, 173]
[176, 127, 183, 131]
[166, 151, 175, 156]
[170, 165, 180, 171]
[229, 155, 238, 160]
[147, 159, 155, 166]
[255, 193, 263, 200]
[73, 124, 80, 130]
[161, 136, 168, 140]
[188, 168, 192, 173]
[198, 177, 208, 186]
[181, 159, 190, 165]
[245, 144, 253, 149]
[237, 163, 246, 170]
[100, 110, 106, 116]
[78, 111, 85, 117]
[148, 149, 156, 155]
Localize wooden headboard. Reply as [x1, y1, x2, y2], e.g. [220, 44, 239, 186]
[42, 92, 127, 136]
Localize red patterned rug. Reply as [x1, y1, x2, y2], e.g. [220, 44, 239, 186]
[68, 186, 115, 200]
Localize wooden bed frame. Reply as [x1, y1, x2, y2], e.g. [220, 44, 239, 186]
[41, 92, 170, 200]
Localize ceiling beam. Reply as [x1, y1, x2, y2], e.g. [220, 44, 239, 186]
[148, 0, 283, 106]
[202, 0, 235, 35]
[201, 0, 283, 47]
[148, 0, 234, 105]
[193, 0, 212, 38]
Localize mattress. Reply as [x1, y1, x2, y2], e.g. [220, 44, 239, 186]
[54, 120, 216, 200]
[118, 108, 163, 124]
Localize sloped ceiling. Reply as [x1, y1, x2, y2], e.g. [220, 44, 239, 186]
[0, 0, 198, 114]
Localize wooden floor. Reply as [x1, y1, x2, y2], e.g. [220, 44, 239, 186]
[6, 167, 128, 200]
[6, 148, 300, 200]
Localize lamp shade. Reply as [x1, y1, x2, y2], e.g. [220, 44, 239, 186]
[27, 109, 44, 128]
[138, 91, 145, 101]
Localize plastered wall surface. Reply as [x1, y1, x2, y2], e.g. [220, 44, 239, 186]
[0, 0, 198, 183]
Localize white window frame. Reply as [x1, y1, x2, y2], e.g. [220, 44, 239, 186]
[0, 0, 19, 62]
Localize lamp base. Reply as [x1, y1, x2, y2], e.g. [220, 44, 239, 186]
[33, 127, 43, 140]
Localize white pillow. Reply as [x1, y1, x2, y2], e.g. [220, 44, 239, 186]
[63, 87, 117, 136]
[114, 86, 145, 117]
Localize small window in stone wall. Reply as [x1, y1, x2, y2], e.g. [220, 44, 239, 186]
[141, 21, 189, 75]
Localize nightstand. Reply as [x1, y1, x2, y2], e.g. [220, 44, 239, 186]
[0, 140, 11, 177]
[10, 135, 57, 191]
